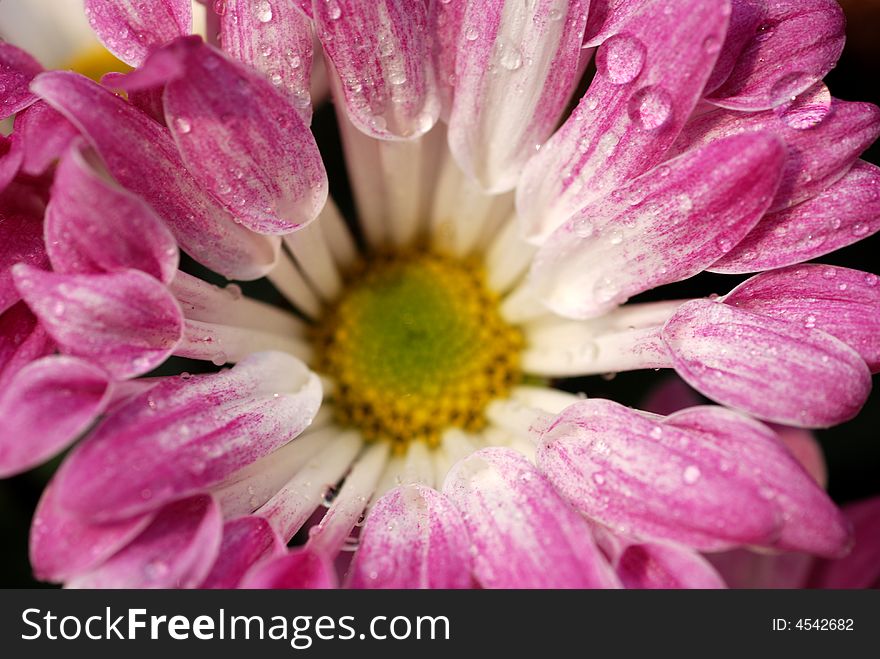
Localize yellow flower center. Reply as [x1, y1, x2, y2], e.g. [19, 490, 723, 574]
[64, 44, 130, 81]
[312, 249, 524, 451]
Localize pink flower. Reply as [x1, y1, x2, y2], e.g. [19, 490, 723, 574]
[1, 0, 878, 589]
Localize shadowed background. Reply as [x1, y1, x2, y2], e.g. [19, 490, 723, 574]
[1, 0, 878, 586]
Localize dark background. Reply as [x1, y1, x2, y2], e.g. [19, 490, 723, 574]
[1, 0, 878, 586]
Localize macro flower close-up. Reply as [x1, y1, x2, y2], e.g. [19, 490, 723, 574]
[0, 0, 878, 591]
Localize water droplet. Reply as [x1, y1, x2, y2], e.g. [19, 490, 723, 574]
[258, 42, 273, 58]
[851, 222, 869, 237]
[682, 465, 701, 484]
[595, 33, 646, 84]
[774, 82, 831, 130]
[388, 70, 407, 86]
[609, 230, 623, 245]
[464, 26, 479, 41]
[321, 484, 339, 507]
[173, 117, 192, 134]
[804, 315, 816, 329]
[254, 0, 273, 23]
[213, 0, 227, 15]
[649, 426, 662, 439]
[573, 219, 594, 238]
[326, 0, 342, 20]
[144, 560, 169, 580]
[627, 86, 673, 130]
[677, 194, 693, 213]
[702, 34, 721, 54]
[211, 351, 228, 366]
[592, 472, 605, 485]
[500, 46, 523, 71]
[715, 236, 733, 252]
[822, 267, 836, 279]
[597, 132, 619, 154]
[593, 277, 620, 304]
[768, 71, 812, 108]
[864, 273, 878, 287]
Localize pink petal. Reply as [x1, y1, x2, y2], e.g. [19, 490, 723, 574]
[0, 356, 112, 478]
[809, 496, 880, 589]
[447, 0, 590, 192]
[642, 376, 702, 416]
[32, 71, 279, 280]
[703, 0, 765, 95]
[220, 0, 314, 124]
[773, 425, 827, 489]
[30, 479, 154, 583]
[84, 0, 192, 67]
[516, 0, 731, 242]
[0, 302, 54, 389]
[200, 516, 285, 589]
[45, 140, 179, 284]
[13, 265, 184, 380]
[53, 351, 322, 522]
[723, 264, 880, 373]
[69, 494, 222, 589]
[529, 131, 785, 318]
[706, 0, 845, 111]
[617, 542, 726, 589]
[537, 399, 783, 550]
[0, 133, 23, 192]
[315, 0, 440, 139]
[0, 208, 48, 315]
[161, 38, 328, 234]
[427, 0, 466, 119]
[240, 548, 337, 589]
[349, 484, 473, 589]
[12, 101, 80, 176]
[710, 161, 880, 273]
[661, 300, 871, 427]
[443, 447, 620, 588]
[671, 99, 880, 214]
[0, 42, 42, 119]
[666, 406, 850, 556]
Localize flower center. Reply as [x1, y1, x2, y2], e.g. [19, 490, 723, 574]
[312, 249, 524, 450]
[64, 44, 130, 81]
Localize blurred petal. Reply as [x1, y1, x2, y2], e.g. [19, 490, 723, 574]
[443, 447, 620, 588]
[349, 485, 472, 589]
[537, 399, 783, 550]
[724, 264, 880, 372]
[45, 140, 179, 284]
[710, 161, 880, 274]
[0, 302, 54, 389]
[529, 131, 784, 318]
[315, 0, 440, 140]
[84, 0, 192, 66]
[200, 516, 285, 588]
[617, 542, 727, 589]
[12, 101, 79, 176]
[0, 355, 111, 478]
[32, 71, 279, 280]
[0, 41, 42, 119]
[662, 300, 871, 427]
[13, 265, 184, 380]
[447, 0, 590, 192]
[706, 0, 845, 111]
[516, 0, 730, 242]
[68, 494, 222, 589]
[708, 548, 814, 589]
[53, 352, 322, 521]
[0, 209, 48, 315]
[240, 548, 337, 589]
[809, 497, 880, 588]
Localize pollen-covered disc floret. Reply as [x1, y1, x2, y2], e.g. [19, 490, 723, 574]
[312, 249, 524, 450]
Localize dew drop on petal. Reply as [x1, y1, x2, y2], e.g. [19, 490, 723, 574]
[774, 82, 831, 130]
[254, 0, 273, 23]
[500, 46, 523, 71]
[851, 222, 869, 237]
[768, 71, 813, 108]
[595, 33, 646, 85]
[682, 465, 701, 484]
[627, 86, 673, 130]
[173, 117, 192, 134]
[464, 26, 479, 41]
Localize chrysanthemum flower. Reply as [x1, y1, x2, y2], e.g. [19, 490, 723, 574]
[1, 0, 879, 589]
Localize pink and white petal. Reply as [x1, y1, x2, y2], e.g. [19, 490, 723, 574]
[240, 548, 337, 589]
[315, 0, 440, 140]
[45, 140, 179, 283]
[582, 0, 648, 47]
[427, 0, 466, 119]
[200, 516, 285, 589]
[703, 0, 765, 95]
[516, 0, 730, 242]
[710, 161, 880, 274]
[32, 71, 279, 280]
[809, 496, 880, 589]
[0, 356, 112, 478]
[0, 210, 48, 316]
[537, 399, 782, 550]
[662, 300, 871, 428]
[706, 0, 845, 111]
[12, 101, 80, 176]
[529, 131, 784, 318]
[0, 302, 54, 389]
[30, 479, 154, 583]
[53, 351, 322, 521]
[349, 484, 473, 589]
[666, 406, 849, 556]
[162, 38, 327, 234]
[443, 447, 620, 588]
[616, 542, 727, 589]
[220, 0, 314, 123]
[0, 42, 42, 119]
[68, 494, 222, 589]
[84, 0, 192, 67]
[723, 264, 880, 372]
[773, 425, 826, 489]
[447, 0, 590, 192]
[672, 100, 880, 213]
[707, 549, 814, 589]
[13, 266, 184, 380]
